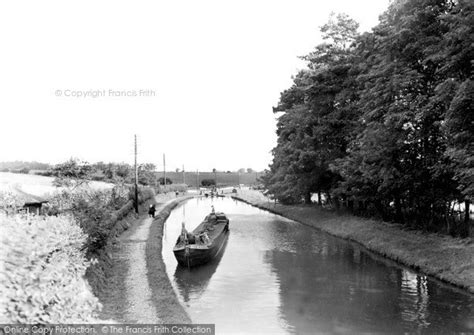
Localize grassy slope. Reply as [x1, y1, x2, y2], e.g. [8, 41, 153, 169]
[233, 190, 474, 293]
[146, 195, 193, 323]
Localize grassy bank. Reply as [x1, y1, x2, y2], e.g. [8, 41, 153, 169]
[145, 196, 193, 323]
[233, 190, 474, 294]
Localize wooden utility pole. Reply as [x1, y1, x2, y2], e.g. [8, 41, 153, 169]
[134, 135, 139, 213]
[182, 164, 185, 185]
[196, 169, 199, 189]
[163, 153, 166, 192]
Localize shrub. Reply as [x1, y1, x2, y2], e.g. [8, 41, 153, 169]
[155, 184, 188, 194]
[201, 179, 216, 187]
[18, 168, 30, 174]
[158, 177, 173, 185]
[8, 168, 30, 174]
[34, 170, 55, 177]
[127, 185, 156, 204]
[44, 186, 130, 256]
[0, 213, 101, 323]
[138, 186, 156, 203]
[44, 185, 153, 256]
[0, 191, 25, 215]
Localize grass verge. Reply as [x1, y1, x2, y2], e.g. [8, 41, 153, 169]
[145, 196, 194, 323]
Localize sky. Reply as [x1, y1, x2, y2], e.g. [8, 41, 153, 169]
[0, 0, 390, 172]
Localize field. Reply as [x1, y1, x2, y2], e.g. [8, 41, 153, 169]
[0, 172, 112, 198]
[155, 171, 263, 187]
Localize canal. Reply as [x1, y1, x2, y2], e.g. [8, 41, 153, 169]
[162, 197, 474, 333]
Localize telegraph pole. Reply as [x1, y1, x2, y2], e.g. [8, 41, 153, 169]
[182, 164, 185, 185]
[134, 135, 138, 213]
[163, 153, 166, 192]
[196, 169, 199, 189]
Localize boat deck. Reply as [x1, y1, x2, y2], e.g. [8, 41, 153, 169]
[174, 212, 228, 251]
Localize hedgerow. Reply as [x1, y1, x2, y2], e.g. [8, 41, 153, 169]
[44, 186, 130, 256]
[44, 185, 155, 257]
[0, 185, 156, 321]
[155, 184, 188, 194]
[0, 213, 101, 323]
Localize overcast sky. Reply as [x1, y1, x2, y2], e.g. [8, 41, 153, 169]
[0, 0, 389, 172]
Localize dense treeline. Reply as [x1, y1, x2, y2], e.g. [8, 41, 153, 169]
[2, 160, 263, 187]
[31, 159, 159, 186]
[263, 0, 473, 236]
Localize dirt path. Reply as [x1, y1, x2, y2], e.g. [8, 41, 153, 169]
[118, 207, 163, 322]
[98, 194, 192, 323]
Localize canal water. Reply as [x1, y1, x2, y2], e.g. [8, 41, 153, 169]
[162, 197, 474, 334]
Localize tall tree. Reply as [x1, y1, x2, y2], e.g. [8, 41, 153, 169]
[52, 159, 92, 189]
[264, 13, 359, 204]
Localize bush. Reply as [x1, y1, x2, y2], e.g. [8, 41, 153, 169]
[9, 168, 30, 174]
[34, 170, 55, 177]
[158, 177, 173, 185]
[44, 185, 154, 256]
[0, 214, 101, 323]
[155, 184, 187, 194]
[0, 191, 25, 215]
[44, 186, 131, 256]
[201, 179, 216, 187]
[127, 185, 156, 204]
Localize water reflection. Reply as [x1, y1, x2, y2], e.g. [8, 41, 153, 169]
[400, 270, 429, 331]
[174, 232, 229, 303]
[162, 197, 474, 333]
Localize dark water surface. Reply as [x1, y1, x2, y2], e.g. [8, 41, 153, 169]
[162, 197, 474, 334]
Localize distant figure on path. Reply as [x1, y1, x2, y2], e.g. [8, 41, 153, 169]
[148, 204, 156, 218]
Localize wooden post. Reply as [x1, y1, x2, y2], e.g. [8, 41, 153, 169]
[134, 135, 138, 213]
[163, 153, 166, 192]
[196, 169, 199, 189]
[182, 164, 185, 185]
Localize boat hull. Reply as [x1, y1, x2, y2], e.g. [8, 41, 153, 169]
[174, 222, 229, 267]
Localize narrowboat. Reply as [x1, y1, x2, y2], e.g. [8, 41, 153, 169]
[173, 208, 229, 268]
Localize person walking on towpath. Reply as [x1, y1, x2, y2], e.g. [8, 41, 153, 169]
[148, 204, 156, 218]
